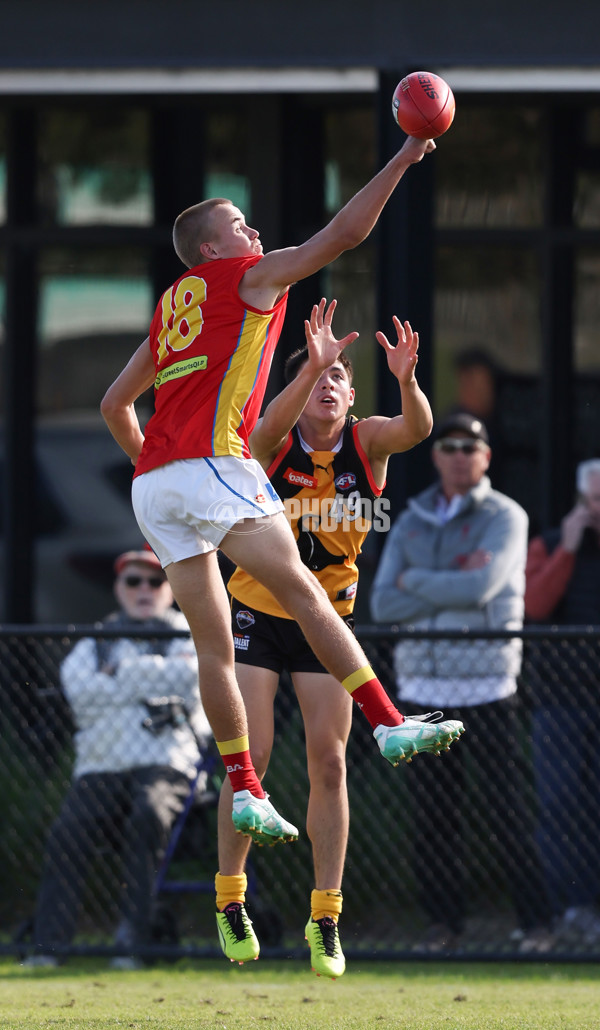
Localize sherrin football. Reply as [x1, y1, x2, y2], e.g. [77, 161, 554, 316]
[392, 71, 455, 139]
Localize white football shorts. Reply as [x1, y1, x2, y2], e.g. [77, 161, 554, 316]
[131, 455, 284, 568]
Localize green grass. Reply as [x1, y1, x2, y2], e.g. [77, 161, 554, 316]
[2, 958, 600, 1029]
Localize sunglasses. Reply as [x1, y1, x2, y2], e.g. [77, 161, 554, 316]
[122, 574, 166, 589]
[434, 438, 486, 455]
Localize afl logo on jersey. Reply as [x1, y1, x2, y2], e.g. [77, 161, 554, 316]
[335, 472, 357, 490]
[236, 610, 256, 630]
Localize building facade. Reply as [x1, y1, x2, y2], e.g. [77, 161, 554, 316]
[1, 1, 600, 619]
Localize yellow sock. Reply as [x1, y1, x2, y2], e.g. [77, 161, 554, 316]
[311, 888, 343, 923]
[215, 872, 247, 911]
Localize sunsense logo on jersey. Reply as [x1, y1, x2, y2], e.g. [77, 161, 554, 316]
[334, 472, 357, 490]
[283, 467, 318, 489]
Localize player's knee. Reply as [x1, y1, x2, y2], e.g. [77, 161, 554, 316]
[272, 564, 328, 610]
[196, 647, 235, 679]
[309, 747, 347, 793]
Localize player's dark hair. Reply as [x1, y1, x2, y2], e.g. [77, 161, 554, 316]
[454, 347, 498, 374]
[173, 198, 230, 268]
[284, 346, 354, 385]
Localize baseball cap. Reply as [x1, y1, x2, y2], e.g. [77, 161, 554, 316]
[114, 548, 163, 576]
[434, 412, 489, 445]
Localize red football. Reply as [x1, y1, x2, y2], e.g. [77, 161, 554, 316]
[392, 71, 455, 139]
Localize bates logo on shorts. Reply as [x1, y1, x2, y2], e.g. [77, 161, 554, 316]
[284, 467, 317, 489]
[335, 472, 357, 490]
[236, 610, 255, 630]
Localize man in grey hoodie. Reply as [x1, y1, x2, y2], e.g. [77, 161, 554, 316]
[370, 413, 553, 954]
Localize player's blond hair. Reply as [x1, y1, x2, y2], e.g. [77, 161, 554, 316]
[172, 198, 230, 268]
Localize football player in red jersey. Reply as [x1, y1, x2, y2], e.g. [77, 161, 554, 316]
[101, 134, 464, 967]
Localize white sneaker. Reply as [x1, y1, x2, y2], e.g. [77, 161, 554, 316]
[374, 712, 465, 766]
[232, 791, 299, 846]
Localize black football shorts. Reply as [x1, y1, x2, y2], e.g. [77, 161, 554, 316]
[231, 597, 354, 675]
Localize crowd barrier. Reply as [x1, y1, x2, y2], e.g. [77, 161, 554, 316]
[1, 623, 598, 963]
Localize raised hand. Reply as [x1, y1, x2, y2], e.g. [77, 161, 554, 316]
[375, 316, 419, 385]
[561, 502, 591, 553]
[304, 298, 359, 373]
[400, 136, 437, 163]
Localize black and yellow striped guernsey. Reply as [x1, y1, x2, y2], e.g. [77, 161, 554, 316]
[228, 416, 383, 619]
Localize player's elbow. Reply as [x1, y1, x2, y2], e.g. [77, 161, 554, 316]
[414, 412, 434, 445]
[100, 392, 114, 421]
[100, 387, 122, 424]
[327, 218, 366, 254]
[404, 412, 434, 450]
[339, 225, 367, 251]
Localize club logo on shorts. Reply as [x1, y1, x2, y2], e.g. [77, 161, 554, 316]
[236, 610, 255, 630]
[335, 472, 357, 490]
[255, 493, 266, 503]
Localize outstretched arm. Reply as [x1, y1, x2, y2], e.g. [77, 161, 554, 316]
[356, 317, 433, 484]
[100, 338, 156, 464]
[249, 298, 358, 467]
[241, 136, 436, 308]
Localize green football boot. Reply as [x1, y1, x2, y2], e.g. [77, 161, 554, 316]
[216, 902, 260, 964]
[305, 916, 346, 979]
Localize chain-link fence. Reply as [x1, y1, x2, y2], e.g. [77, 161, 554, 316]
[1, 624, 599, 964]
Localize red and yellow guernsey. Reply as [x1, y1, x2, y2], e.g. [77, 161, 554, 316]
[134, 255, 288, 478]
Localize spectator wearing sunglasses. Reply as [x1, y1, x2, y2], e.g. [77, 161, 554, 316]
[370, 413, 554, 955]
[23, 548, 211, 970]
